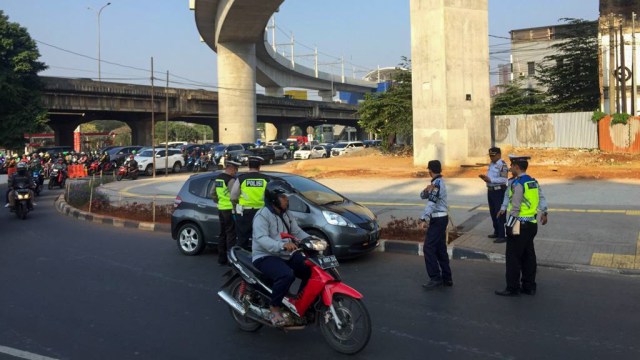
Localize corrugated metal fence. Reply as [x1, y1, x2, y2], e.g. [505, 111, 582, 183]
[493, 112, 598, 149]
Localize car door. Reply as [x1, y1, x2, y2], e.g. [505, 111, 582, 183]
[188, 176, 220, 243]
[312, 146, 324, 158]
[155, 150, 167, 169]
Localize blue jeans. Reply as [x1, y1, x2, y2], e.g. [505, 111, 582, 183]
[253, 252, 311, 307]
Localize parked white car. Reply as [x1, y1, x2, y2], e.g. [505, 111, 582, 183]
[136, 148, 184, 175]
[330, 141, 365, 157]
[294, 145, 328, 160]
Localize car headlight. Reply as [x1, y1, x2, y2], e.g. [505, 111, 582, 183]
[322, 210, 357, 228]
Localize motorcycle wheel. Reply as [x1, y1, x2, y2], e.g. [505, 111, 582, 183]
[48, 180, 53, 190]
[228, 278, 263, 332]
[132, 173, 138, 180]
[116, 174, 123, 181]
[16, 202, 27, 220]
[88, 169, 94, 176]
[319, 294, 371, 355]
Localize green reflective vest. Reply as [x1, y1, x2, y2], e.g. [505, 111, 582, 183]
[507, 175, 539, 222]
[238, 174, 269, 209]
[215, 178, 232, 210]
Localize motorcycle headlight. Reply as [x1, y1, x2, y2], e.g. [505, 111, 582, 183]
[322, 211, 356, 228]
[306, 239, 328, 251]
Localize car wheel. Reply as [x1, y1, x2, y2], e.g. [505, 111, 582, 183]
[282, 153, 288, 160]
[306, 229, 333, 256]
[172, 162, 182, 173]
[177, 223, 206, 255]
[145, 165, 153, 176]
[322, 154, 327, 158]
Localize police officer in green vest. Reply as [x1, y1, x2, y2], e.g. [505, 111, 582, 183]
[230, 156, 270, 249]
[495, 155, 546, 297]
[212, 160, 240, 265]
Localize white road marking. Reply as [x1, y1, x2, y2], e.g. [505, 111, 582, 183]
[0, 345, 58, 360]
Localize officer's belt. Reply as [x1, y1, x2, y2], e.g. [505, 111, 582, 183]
[487, 185, 507, 191]
[431, 212, 448, 218]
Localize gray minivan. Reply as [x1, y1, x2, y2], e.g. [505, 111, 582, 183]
[171, 171, 380, 259]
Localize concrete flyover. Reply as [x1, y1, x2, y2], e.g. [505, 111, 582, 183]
[41, 76, 361, 147]
[192, 0, 377, 144]
[194, 0, 491, 166]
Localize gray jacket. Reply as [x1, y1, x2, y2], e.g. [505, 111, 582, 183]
[252, 205, 310, 262]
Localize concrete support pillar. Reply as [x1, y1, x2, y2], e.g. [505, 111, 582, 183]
[129, 119, 153, 146]
[50, 121, 79, 147]
[218, 42, 257, 144]
[265, 123, 278, 141]
[318, 90, 335, 102]
[265, 87, 284, 97]
[276, 123, 292, 140]
[410, 0, 490, 166]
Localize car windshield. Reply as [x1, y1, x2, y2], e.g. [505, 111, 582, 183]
[283, 176, 344, 206]
[214, 145, 226, 152]
[332, 143, 347, 148]
[138, 150, 154, 157]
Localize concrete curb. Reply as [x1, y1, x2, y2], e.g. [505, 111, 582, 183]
[54, 195, 171, 233]
[53, 196, 640, 275]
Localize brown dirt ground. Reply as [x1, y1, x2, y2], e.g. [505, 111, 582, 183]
[281, 146, 640, 180]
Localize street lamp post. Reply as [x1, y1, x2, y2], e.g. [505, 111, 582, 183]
[90, 2, 111, 81]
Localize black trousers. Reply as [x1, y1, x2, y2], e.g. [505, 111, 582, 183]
[487, 188, 506, 238]
[217, 209, 236, 264]
[423, 216, 452, 282]
[236, 208, 258, 250]
[253, 252, 311, 307]
[505, 222, 538, 292]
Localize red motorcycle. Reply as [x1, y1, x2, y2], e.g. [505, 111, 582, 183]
[115, 165, 138, 181]
[87, 160, 116, 175]
[218, 235, 371, 355]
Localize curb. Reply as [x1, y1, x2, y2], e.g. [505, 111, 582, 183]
[53, 196, 640, 275]
[54, 195, 171, 233]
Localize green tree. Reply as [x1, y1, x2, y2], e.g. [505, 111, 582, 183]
[0, 10, 48, 150]
[357, 57, 412, 146]
[491, 79, 548, 115]
[534, 18, 599, 112]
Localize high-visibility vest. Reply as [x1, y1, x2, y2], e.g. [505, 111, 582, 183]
[507, 175, 539, 222]
[214, 173, 234, 210]
[238, 173, 269, 209]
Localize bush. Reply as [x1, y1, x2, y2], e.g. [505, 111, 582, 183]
[611, 113, 630, 126]
[591, 110, 606, 123]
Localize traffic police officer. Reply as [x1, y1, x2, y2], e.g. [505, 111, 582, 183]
[479, 147, 509, 243]
[212, 160, 240, 265]
[230, 156, 270, 249]
[495, 155, 548, 297]
[420, 160, 453, 290]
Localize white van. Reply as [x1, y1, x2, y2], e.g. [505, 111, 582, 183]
[330, 141, 365, 157]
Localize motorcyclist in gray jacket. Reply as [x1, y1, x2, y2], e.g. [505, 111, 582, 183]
[251, 180, 311, 325]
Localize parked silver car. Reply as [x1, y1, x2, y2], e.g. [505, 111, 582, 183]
[267, 144, 289, 160]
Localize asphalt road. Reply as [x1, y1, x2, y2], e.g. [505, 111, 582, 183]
[1, 188, 640, 359]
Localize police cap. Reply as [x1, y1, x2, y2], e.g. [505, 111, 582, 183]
[248, 156, 264, 167]
[489, 147, 501, 156]
[225, 160, 241, 167]
[508, 154, 531, 162]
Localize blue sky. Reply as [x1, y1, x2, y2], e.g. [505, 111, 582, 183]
[2, 0, 599, 90]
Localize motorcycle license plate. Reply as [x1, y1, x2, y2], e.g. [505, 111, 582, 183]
[318, 255, 339, 269]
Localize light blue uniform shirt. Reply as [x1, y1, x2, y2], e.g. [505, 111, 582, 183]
[486, 159, 509, 187]
[420, 176, 448, 220]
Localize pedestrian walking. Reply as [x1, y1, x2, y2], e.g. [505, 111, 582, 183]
[230, 156, 270, 249]
[212, 160, 240, 265]
[479, 147, 509, 243]
[495, 155, 548, 297]
[420, 160, 453, 290]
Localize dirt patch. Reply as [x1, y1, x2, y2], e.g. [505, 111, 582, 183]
[382, 216, 461, 243]
[78, 202, 172, 224]
[278, 147, 640, 180]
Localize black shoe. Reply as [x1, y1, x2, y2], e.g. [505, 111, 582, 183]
[495, 288, 520, 297]
[443, 280, 453, 287]
[422, 280, 443, 290]
[520, 288, 536, 295]
[493, 237, 507, 243]
[487, 234, 498, 239]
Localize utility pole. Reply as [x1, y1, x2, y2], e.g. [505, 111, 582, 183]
[165, 70, 169, 176]
[633, 12, 637, 115]
[609, 14, 617, 114]
[151, 57, 156, 178]
[621, 21, 627, 114]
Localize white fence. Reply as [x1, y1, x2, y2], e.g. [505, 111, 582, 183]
[493, 112, 598, 149]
